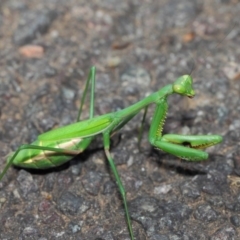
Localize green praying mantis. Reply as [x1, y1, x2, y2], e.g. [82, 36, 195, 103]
[0, 66, 222, 240]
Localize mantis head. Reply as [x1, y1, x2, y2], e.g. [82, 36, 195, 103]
[172, 75, 195, 98]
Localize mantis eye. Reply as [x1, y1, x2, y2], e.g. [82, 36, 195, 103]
[173, 84, 185, 95]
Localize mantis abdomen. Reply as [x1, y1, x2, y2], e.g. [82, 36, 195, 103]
[8, 137, 92, 169]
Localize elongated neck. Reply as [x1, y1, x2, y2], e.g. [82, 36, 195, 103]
[117, 84, 173, 118]
[156, 84, 174, 100]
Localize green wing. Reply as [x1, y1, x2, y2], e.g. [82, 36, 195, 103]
[38, 113, 114, 141]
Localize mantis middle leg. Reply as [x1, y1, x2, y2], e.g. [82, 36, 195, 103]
[103, 132, 134, 240]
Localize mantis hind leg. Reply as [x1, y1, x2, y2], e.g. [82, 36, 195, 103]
[77, 66, 96, 121]
[74, 66, 97, 154]
[0, 67, 97, 181]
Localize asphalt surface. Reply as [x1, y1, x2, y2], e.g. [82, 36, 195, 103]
[0, 0, 240, 239]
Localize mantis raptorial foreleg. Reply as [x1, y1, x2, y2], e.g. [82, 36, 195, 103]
[149, 98, 222, 161]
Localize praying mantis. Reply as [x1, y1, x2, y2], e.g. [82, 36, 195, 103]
[0, 66, 222, 240]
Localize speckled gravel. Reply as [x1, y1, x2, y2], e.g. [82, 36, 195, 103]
[1, 0, 240, 239]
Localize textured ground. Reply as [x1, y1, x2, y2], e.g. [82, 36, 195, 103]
[0, 0, 240, 239]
